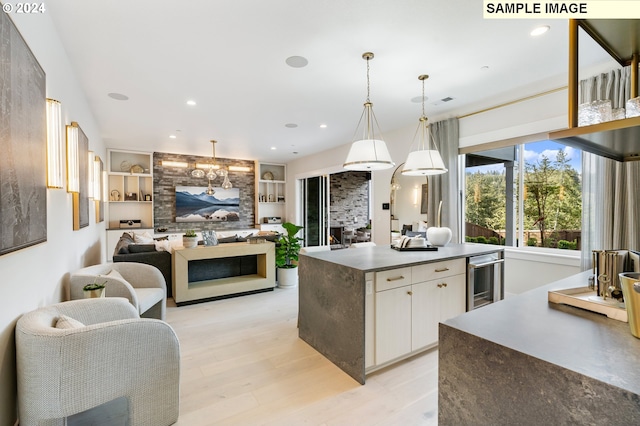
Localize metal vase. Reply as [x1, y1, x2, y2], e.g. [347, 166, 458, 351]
[619, 272, 640, 338]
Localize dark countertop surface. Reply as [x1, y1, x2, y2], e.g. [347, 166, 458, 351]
[444, 270, 640, 395]
[300, 243, 503, 273]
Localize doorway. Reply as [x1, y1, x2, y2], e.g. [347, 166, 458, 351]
[302, 175, 329, 247]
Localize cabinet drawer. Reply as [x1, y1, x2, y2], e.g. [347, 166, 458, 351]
[412, 258, 465, 283]
[375, 267, 412, 292]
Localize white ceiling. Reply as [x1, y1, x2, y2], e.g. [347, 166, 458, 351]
[46, 0, 615, 163]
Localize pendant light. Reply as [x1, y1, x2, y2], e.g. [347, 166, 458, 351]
[401, 75, 447, 176]
[343, 52, 394, 171]
[191, 140, 233, 195]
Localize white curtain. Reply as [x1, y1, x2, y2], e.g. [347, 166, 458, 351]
[427, 118, 460, 242]
[580, 66, 640, 269]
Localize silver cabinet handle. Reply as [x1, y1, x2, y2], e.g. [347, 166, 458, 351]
[386, 276, 405, 282]
[468, 259, 504, 269]
[435, 267, 449, 273]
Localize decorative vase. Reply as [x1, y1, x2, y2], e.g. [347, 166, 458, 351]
[277, 266, 299, 288]
[183, 236, 198, 249]
[427, 200, 452, 247]
[427, 227, 452, 247]
[84, 288, 105, 298]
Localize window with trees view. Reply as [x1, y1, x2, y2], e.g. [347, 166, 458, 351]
[465, 141, 582, 251]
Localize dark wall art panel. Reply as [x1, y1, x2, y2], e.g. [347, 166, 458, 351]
[0, 11, 47, 255]
[73, 124, 89, 230]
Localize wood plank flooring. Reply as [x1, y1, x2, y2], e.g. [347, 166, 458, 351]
[168, 287, 439, 425]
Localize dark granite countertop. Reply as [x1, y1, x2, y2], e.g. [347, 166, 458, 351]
[444, 270, 640, 395]
[300, 243, 503, 273]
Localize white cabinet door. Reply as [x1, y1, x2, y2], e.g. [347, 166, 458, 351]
[439, 274, 466, 323]
[411, 281, 440, 351]
[375, 286, 412, 365]
[412, 274, 466, 351]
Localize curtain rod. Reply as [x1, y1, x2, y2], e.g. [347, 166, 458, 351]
[457, 86, 567, 119]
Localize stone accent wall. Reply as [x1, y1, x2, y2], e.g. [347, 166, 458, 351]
[329, 171, 370, 229]
[153, 152, 255, 233]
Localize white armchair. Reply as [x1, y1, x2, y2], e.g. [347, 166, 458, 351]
[15, 297, 180, 426]
[70, 262, 166, 320]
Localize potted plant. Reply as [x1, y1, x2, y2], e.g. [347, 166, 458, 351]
[83, 278, 106, 298]
[275, 222, 303, 288]
[183, 230, 198, 248]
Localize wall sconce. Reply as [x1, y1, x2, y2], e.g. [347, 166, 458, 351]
[46, 98, 64, 188]
[93, 156, 102, 201]
[413, 186, 419, 206]
[88, 151, 102, 200]
[161, 160, 188, 168]
[66, 122, 79, 193]
[229, 165, 251, 172]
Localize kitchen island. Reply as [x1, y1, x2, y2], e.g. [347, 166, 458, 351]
[439, 271, 640, 425]
[298, 243, 503, 384]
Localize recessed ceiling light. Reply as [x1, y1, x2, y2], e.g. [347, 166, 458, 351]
[108, 92, 129, 101]
[530, 25, 550, 37]
[186, 100, 196, 106]
[285, 123, 298, 128]
[285, 56, 309, 68]
[320, 124, 327, 128]
[270, 147, 277, 150]
[169, 135, 177, 139]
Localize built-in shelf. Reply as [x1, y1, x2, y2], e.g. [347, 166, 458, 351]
[106, 149, 154, 257]
[256, 163, 286, 229]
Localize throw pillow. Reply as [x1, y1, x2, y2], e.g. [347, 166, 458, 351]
[114, 232, 135, 255]
[55, 315, 85, 329]
[128, 244, 157, 253]
[107, 268, 124, 281]
[134, 231, 154, 244]
[155, 240, 172, 253]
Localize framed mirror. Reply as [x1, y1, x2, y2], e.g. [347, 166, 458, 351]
[390, 163, 429, 240]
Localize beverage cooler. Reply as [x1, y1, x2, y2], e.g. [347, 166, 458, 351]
[467, 251, 505, 311]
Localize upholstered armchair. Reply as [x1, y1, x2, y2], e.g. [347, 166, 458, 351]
[15, 297, 180, 426]
[70, 262, 166, 320]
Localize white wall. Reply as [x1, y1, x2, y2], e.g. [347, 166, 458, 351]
[504, 248, 582, 297]
[1, 8, 106, 424]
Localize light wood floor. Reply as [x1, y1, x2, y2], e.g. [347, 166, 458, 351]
[167, 287, 439, 426]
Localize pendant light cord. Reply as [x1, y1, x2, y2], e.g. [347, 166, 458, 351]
[366, 56, 371, 103]
[421, 78, 426, 118]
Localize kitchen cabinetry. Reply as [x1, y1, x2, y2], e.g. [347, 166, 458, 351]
[256, 162, 286, 229]
[374, 259, 465, 366]
[106, 149, 154, 257]
[298, 243, 504, 384]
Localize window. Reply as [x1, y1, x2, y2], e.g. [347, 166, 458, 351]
[464, 141, 582, 251]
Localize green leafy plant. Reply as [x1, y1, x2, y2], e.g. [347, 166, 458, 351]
[557, 239, 577, 250]
[276, 222, 303, 269]
[184, 230, 197, 238]
[83, 277, 106, 291]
